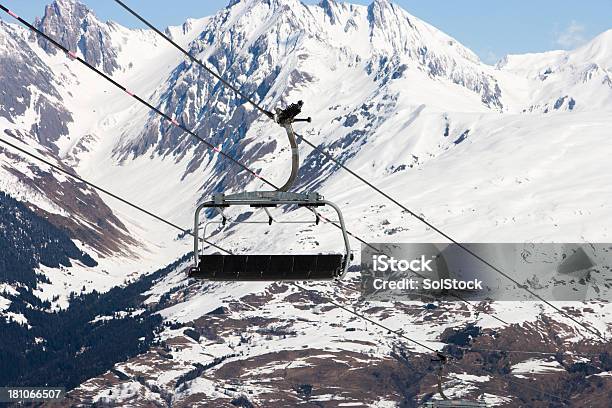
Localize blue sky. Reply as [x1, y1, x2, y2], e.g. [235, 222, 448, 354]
[5, 0, 612, 64]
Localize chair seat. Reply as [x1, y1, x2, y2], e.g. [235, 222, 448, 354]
[190, 254, 344, 280]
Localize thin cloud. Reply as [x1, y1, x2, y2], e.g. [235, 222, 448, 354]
[483, 50, 500, 65]
[555, 21, 587, 49]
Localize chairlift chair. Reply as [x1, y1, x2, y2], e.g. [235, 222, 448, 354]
[189, 101, 351, 281]
[422, 354, 488, 408]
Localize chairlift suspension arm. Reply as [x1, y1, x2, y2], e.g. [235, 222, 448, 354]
[274, 100, 311, 192]
[433, 354, 449, 401]
[278, 124, 300, 192]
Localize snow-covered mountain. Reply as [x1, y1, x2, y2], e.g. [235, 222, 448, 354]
[0, 0, 611, 405]
[497, 29, 612, 113]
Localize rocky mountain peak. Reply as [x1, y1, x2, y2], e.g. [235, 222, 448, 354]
[34, 0, 119, 74]
[318, 0, 358, 26]
[319, 0, 340, 24]
[49, 0, 88, 15]
[36, 0, 94, 40]
[367, 0, 398, 23]
[228, 0, 298, 8]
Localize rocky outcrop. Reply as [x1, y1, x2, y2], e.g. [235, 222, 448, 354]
[34, 0, 119, 74]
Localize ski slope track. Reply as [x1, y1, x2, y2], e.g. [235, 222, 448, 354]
[0, 0, 611, 406]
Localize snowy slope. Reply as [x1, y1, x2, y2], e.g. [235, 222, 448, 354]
[0, 1, 213, 307]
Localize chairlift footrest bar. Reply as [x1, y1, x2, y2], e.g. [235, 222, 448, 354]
[202, 203, 230, 208]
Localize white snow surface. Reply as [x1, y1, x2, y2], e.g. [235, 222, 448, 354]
[511, 358, 566, 375]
